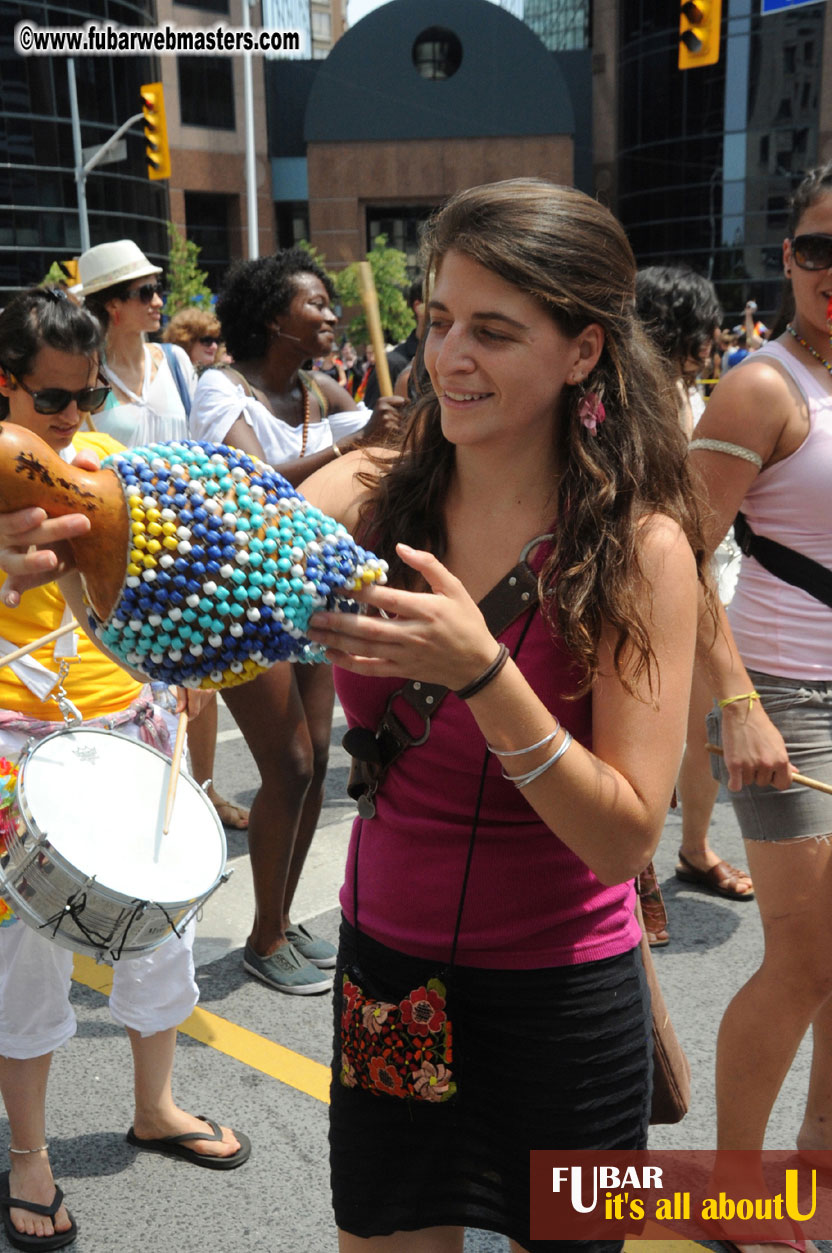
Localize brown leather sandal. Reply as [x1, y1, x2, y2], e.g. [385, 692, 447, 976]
[675, 850, 754, 900]
[637, 863, 669, 947]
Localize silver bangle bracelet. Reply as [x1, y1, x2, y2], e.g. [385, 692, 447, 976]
[486, 722, 560, 758]
[503, 730, 573, 788]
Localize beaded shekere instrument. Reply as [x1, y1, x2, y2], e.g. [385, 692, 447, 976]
[0, 425, 387, 690]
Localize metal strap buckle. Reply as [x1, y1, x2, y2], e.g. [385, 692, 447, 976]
[52, 659, 83, 726]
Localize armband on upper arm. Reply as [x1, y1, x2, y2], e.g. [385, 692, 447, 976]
[688, 438, 763, 469]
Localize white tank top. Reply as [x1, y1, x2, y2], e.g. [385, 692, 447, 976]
[97, 344, 190, 447]
[727, 340, 832, 679]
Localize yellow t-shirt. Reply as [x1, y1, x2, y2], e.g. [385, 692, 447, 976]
[0, 431, 141, 720]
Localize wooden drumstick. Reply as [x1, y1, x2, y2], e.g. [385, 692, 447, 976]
[162, 711, 189, 835]
[0, 619, 79, 669]
[706, 743, 832, 795]
[358, 261, 393, 398]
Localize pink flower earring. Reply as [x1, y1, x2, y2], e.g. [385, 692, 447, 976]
[577, 388, 606, 435]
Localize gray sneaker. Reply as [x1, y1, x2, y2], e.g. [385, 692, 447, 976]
[243, 941, 332, 995]
[285, 923, 337, 970]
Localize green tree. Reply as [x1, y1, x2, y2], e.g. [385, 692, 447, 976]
[165, 222, 212, 318]
[41, 260, 78, 288]
[295, 238, 334, 283]
[334, 235, 413, 346]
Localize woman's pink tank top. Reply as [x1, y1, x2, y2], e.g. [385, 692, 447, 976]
[727, 340, 832, 679]
[335, 606, 640, 970]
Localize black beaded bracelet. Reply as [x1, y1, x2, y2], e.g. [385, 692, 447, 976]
[454, 643, 510, 701]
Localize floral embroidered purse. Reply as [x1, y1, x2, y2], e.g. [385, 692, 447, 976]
[339, 973, 456, 1102]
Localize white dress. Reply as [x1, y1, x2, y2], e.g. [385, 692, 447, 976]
[97, 343, 193, 447]
[190, 367, 371, 466]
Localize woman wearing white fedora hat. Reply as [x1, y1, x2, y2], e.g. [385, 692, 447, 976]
[79, 240, 193, 447]
[79, 241, 250, 833]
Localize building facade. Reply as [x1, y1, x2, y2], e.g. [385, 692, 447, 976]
[157, 0, 275, 287]
[0, 0, 166, 295]
[594, 0, 832, 320]
[268, 0, 588, 270]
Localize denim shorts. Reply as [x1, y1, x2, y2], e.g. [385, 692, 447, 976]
[706, 669, 832, 842]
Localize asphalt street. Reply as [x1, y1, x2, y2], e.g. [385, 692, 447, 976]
[4, 694, 829, 1253]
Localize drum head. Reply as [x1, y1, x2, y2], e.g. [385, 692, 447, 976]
[20, 729, 226, 903]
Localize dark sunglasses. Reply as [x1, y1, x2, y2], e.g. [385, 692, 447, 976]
[123, 281, 165, 304]
[198, 336, 219, 347]
[7, 371, 110, 416]
[790, 233, 832, 271]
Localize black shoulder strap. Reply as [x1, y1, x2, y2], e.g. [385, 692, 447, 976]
[734, 511, 832, 610]
[343, 534, 552, 816]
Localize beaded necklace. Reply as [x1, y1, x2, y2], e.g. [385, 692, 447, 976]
[299, 381, 311, 457]
[786, 324, 832, 376]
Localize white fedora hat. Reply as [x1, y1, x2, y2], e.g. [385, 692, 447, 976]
[79, 240, 162, 296]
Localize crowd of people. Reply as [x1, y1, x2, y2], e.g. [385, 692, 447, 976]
[0, 161, 829, 1253]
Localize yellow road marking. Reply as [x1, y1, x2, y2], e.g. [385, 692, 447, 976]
[623, 1218, 709, 1250]
[72, 956, 707, 1248]
[623, 1243, 707, 1251]
[72, 953, 331, 1105]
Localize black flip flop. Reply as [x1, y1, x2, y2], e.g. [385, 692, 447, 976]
[0, 1171, 77, 1251]
[126, 1116, 251, 1170]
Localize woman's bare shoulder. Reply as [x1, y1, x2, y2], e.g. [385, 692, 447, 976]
[694, 351, 803, 462]
[637, 513, 696, 580]
[301, 446, 394, 531]
[312, 372, 356, 413]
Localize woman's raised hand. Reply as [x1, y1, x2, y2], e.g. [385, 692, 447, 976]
[307, 543, 500, 691]
[359, 394, 407, 446]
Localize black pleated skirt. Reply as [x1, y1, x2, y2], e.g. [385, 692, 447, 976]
[330, 917, 652, 1253]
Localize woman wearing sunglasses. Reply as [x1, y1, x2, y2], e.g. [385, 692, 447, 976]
[690, 162, 832, 1253]
[0, 287, 249, 1252]
[162, 307, 222, 372]
[79, 240, 193, 447]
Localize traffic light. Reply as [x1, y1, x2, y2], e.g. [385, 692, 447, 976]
[140, 82, 171, 180]
[678, 0, 722, 69]
[57, 259, 79, 285]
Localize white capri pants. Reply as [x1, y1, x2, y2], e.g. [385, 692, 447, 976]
[0, 717, 199, 1059]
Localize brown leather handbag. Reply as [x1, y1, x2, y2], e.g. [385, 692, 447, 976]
[636, 896, 691, 1124]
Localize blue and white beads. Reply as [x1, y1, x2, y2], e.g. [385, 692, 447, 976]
[92, 440, 387, 690]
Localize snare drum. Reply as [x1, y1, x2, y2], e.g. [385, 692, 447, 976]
[0, 728, 228, 961]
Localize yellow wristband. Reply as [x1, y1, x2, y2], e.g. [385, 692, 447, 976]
[331, 441, 343, 458]
[718, 690, 760, 713]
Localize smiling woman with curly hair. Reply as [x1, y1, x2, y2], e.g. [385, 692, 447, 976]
[162, 306, 221, 370]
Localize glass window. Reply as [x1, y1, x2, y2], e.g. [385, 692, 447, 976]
[275, 202, 309, 249]
[411, 28, 463, 80]
[366, 205, 435, 275]
[174, 0, 228, 10]
[523, 0, 590, 52]
[178, 57, 236, 129]
[311, 10, 331, 39]
[766, 195, 788, 229]
[184, 191, 236, 290]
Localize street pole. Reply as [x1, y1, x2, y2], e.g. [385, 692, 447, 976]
[67, 59, 143, 256]
[67, 58, 90, 253]
[242, 0, 259, 259]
